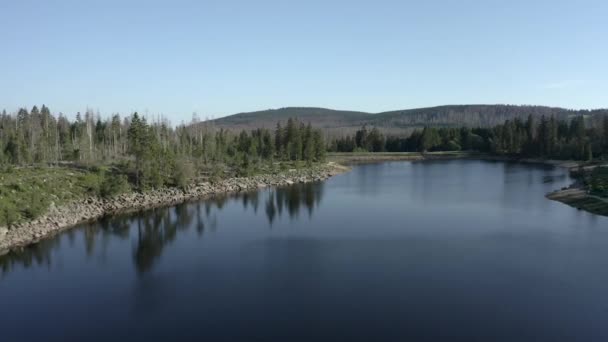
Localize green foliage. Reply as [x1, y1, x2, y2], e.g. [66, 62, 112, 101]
[236, 153, 257, 177]
[443, 140, 462, 151]
[1, 104, 328, 175]
[4, 135, 19, 164]
[0, 108, 332, 226]
[589, 167, 608, 197]
[100, 173, 131, 198]
[209, 164, 224, 184]
[80, 172, 103, 195]
[172, 160, 195, 190]
[313, 131, 326, 161]
[127, 112, 150, 187]
[421, 127, 442, 152]
[333, 114, 608, 161]
[144, 166, 164, 189]
[271, 119, 326, 162]
[346, 125, 385, 152]
[24, 191, 49, 219]
[0, 167, 107, 226]
[0, 198, 18, 227]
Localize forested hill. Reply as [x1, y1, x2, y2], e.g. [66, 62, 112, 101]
[211, 107, 371, 131]
[210, 105, 608, 136]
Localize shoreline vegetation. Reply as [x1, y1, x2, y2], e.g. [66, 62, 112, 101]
[0, 108, 333, 253]
[326, 114, 608, 215]
[0, 105, 606, 253]
[546, 165, 608, 216]
[0, 151, 606, 255]
[0, 162, 349, 255]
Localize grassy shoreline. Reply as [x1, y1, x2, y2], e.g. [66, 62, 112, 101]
[1, 152, 605, 253]
[0, 162, 350, 254]
[0, 161, 345, 228]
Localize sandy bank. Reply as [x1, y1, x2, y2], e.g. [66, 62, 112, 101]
[546, 186, 608, 217]
[329, 151, 581, 169]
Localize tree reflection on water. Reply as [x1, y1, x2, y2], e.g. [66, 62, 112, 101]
[0, 181, 324, 276]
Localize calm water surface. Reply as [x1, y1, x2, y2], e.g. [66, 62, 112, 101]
[1, 160, 608, 341]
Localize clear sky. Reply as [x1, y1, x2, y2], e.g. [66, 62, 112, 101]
[1, 0, 607, 122]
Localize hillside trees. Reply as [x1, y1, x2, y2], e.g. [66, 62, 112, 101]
[0, 106, 327, 189]
[332, 115, 608, 160]
[274, 118, 325, 162]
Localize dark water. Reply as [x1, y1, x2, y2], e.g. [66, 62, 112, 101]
[1, 160, 608, 341]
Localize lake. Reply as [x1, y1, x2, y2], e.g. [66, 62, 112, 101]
[1, 160, 608, 341]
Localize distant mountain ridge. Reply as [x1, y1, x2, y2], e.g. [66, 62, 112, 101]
[209, 105, 608, 136]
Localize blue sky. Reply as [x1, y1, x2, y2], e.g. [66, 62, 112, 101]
[1, 0, 607, 122]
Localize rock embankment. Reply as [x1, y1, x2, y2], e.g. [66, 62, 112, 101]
[0, 163, 349, 255]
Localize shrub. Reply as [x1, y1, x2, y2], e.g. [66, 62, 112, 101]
[144, 166, 164, 189]
[237, 165, 253, 177]
[210, 164, 223, 184]
[589, 167, 608, 196]
[443, 140, 462, 151]
[80, 172, 103, 195]
[100, 173, 131, 198]
[0, 198, 19, 227]
[172, 160, 195, 190]
[24, 191, 48, 219]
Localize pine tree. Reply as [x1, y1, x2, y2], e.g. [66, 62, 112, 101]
[313, 131, 326, 161]
[285, 118, 299, 160]
[303, 123, 314, 165]
[16, 108, 30, 164]
[421, 127, 440, 152]
[355, 125, 368, 150]
[127, 113, 149, 187]
[262, 130, 275, 160]
[275, 122, 284, 160]
[585, 142, 593, 161]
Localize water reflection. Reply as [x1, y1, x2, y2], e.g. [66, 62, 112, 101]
[3, 161, 608, 342]
[0, 181, 325, 276]
[0, 237, 59, 274]
[133, 206, 188, 273]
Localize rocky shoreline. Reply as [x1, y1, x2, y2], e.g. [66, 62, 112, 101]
[0, 163, 350, 255]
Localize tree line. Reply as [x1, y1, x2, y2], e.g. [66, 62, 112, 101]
[0, 106, 326, 190]
[331, 115, 608, 160]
